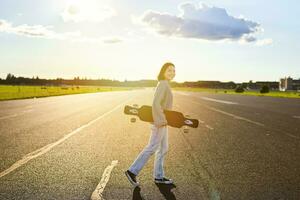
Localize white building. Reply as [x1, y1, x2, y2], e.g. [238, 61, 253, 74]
[279, 77, 300, 91]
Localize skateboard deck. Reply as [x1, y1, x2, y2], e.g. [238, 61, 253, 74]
[124, 105, 199, 128]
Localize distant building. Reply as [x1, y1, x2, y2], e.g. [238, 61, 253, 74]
[279, 77, 300, 91]
[293, 79, 300, 91]
[243, 81, 279, 90]
[256, 81, 279, 90]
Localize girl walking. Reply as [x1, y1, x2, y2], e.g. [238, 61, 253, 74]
[125, 62, 176, 187]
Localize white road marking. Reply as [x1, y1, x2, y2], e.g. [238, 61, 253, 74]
[205, 125, 214, 130]
[195, 119, 214, 130]
[175, 91, 191, 96]
[283, 133, 300, 139]
[191, 100, 300, 139]
[0, 109, 34, 120]
[200, 97, 238, 105]
[191, 100, 265, 127]
[0, 98, 133, 179]
[187, 115, 214, 130]
[177, 92, 238, 105]
[90, 160, 118, 200]
[0, 114, 18, 120]
[293, 116, 300, 119]
[174, 105, 214, 130]
[198, 119, 205, 124]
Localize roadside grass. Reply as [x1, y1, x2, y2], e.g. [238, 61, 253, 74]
[0, 85, 136, 100]
[173, 87, 300, 98]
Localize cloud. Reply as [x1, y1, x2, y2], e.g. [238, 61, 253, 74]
[0, 19, 122, 44]
[0, 19, 11, 31]
[138, 2, 269, 44]
[102, 37, 123, 44]
[71, 35, 123, 44]
[61, 2, 116, 23]
[255, 38, 273, 46]
[0, 19, 70, 39]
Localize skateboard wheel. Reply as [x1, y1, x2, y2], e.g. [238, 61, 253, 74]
[131, 118, 136, 123]
[183, 128, 189, 133]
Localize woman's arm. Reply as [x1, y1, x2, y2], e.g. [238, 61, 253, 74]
[152, 82, 168, 128]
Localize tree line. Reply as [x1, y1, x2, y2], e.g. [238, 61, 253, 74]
[0, 73, 279, 89]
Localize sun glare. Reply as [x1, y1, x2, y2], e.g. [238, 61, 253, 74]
[62, 0, 116, 23]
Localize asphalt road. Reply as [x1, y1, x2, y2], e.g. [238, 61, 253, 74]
[0, 89, 299, 200]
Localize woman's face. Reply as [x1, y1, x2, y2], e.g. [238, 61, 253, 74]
[164, 65, 176, 81]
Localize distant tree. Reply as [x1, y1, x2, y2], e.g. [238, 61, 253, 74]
[6, 73, 15, 80]
[260, 85, 269, 93]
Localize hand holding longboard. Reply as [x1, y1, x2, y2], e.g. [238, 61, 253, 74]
[124, 105, 199, 129]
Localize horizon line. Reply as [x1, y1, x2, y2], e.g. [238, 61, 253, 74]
[1, 73, 298, 84]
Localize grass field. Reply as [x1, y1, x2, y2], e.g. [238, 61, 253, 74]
[1, 85, 299, 101]
[173, 87, 300, 98]
[0, 85, 135, 100]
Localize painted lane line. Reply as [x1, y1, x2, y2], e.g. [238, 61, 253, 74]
[23, 109, 33, 113]
[284, 132, 300, 139]
[91, 160, 118, 200]
[198, 119, 205, 124]
[205, 105, 265, 127]
[190, 100, 265, 127]
[0, 114, 18, 120]
[177, 92, 238, 105]
[200, 97, 238, 105]
[0, 109, 34, 120]
[174, 105, 214, 130]
[175, 91, 191, 96]
[179, 94, 298, 139]
[205, 125, 214, 130]
[194, 118, 214, 130]
[187, 114, 214, 130]
[0, 98, 133, 179]
[191, 100, 300, 139]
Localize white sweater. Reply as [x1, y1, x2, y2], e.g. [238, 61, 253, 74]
[152, 80, 173, 126]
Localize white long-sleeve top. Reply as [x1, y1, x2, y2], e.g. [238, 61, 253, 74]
[152, 80, 173, 127]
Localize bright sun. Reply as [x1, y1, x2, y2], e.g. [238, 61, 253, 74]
[62, 0, 116, 23]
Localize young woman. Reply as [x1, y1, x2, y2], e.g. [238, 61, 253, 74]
[125, 62, 176, 187]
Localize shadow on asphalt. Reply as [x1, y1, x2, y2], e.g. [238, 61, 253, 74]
[132, 184, 177, 200]
[155, 183, 177, 200]
[132, 186, 145, 200]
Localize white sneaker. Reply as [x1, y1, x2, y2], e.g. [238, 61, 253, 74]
[154, 177, 173, 184]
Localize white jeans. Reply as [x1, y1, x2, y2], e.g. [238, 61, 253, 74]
[129, 124, 168, 179]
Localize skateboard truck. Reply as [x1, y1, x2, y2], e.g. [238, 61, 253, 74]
[130, 104, 139, 123]
[183, 115, 190, 133]
[183, 126, 189, 133]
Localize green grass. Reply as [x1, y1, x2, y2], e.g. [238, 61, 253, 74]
[0, 85, 135, 100]
[173, 87, 300, 99]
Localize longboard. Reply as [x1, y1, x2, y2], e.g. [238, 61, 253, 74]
[124, 105, 199, 128]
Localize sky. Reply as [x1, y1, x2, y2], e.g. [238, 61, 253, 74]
[0, 0, 299, 83]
